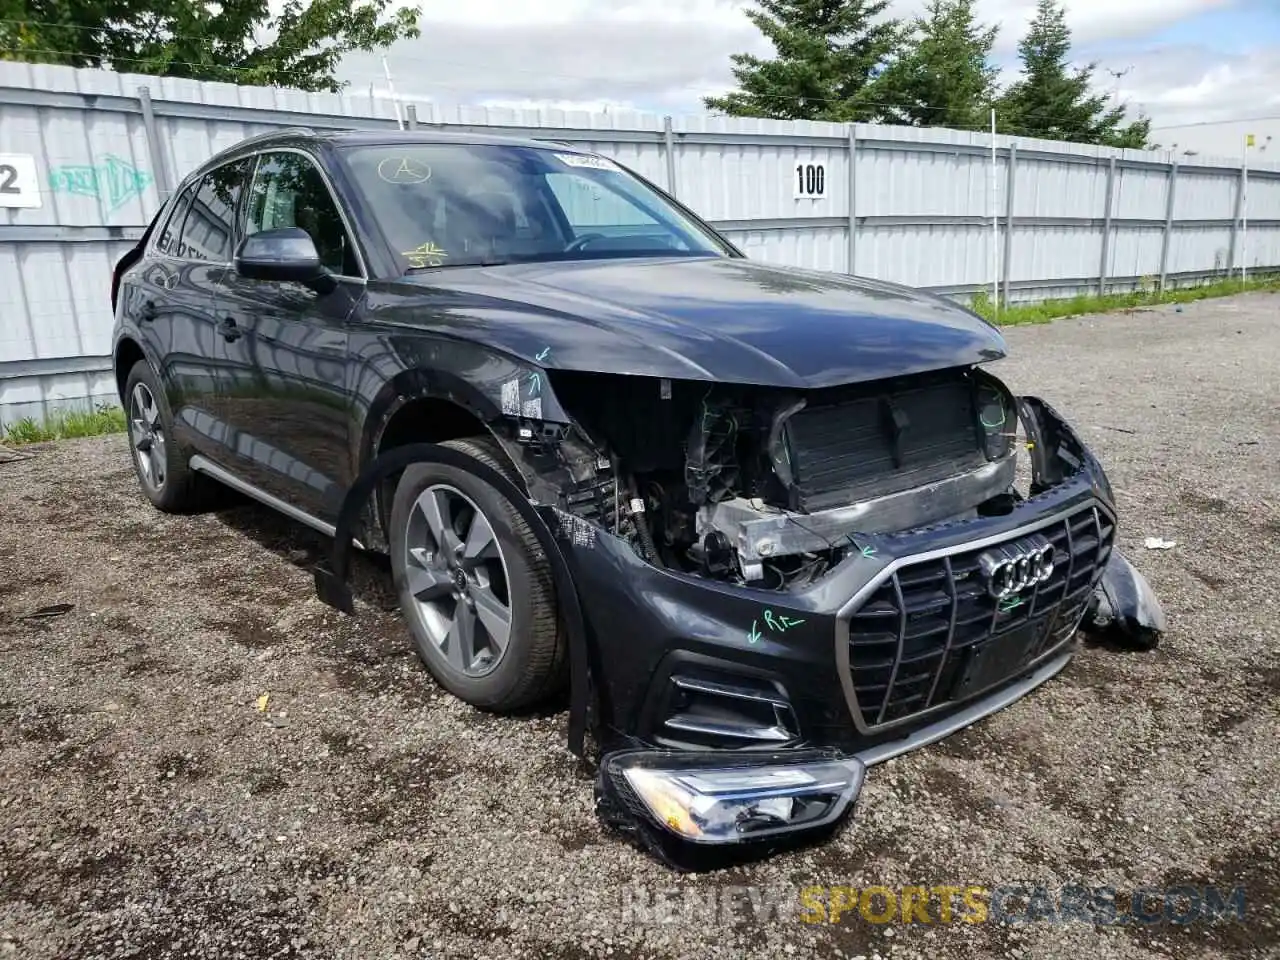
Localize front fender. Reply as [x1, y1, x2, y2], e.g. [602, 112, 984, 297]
[313, 441, 596, 758]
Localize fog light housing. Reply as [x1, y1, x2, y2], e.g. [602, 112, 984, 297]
[596, 749, 864, 867]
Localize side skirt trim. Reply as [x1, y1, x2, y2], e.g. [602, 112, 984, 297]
[189, 454, 361, 545]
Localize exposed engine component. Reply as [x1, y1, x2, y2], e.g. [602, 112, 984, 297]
[685, 397, 741, 505]
[546, 367, 1024, 591]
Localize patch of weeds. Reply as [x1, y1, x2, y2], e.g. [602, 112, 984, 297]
[970, 273, 1280, 326]
[2, 404, 127, 446]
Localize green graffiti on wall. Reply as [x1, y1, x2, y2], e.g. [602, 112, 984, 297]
[47, 155, 153, 212]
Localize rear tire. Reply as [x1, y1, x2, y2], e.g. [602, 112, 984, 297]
[123, 359, 212, 513]
[389, 437, 566, 711]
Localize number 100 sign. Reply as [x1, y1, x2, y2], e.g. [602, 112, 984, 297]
[793, 160, 827, 200]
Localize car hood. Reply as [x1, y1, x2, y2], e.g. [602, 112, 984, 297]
[379, 256, 1006, 389]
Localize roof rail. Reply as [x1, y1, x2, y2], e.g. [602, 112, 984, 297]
[235, 126, 317, 148]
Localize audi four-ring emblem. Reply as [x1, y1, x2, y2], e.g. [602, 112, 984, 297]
[978, 535, 1056, 599]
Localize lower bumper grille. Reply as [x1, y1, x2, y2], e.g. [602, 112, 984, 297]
[840, 505, 1114, 730]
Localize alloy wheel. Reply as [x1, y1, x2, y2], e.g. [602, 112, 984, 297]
[403, 484, 513, 677]
[129, 382, 167, 492]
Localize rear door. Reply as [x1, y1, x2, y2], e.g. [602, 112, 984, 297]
[124, 179, 224, 456]
[212, 149, 363, 523]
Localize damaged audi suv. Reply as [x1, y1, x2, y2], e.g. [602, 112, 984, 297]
[111, 128, 1164, 868]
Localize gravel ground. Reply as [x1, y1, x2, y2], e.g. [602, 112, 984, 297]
[2, 293, 1278, 959]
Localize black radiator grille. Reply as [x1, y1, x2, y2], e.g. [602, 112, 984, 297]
[785, 371, 985, 512]
[842, 506, 1114, 729]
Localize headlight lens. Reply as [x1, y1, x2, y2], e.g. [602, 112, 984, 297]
[975, 376, 1014, 461]
[601, 750, 865, 844]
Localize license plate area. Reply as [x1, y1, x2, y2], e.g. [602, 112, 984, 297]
[951, 620, 1046, 700]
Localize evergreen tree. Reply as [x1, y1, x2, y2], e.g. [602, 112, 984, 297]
[872, 0, 999, 130]
[703, 0, 901, 122]
[998, 0, 1149, 147]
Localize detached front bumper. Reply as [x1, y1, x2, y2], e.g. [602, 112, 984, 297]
[564, 398, 1161, 866]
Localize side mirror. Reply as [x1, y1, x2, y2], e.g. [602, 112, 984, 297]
[235, 227, 335, 292]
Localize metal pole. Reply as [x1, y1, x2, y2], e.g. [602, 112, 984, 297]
[136, 86, 174, 200]
[1157, 160, 1179, 291]
[847, 124, 858, 275]
[663, 116, 678, 198]
[1242, 138, 1249, 284]
[381, 56, 404, 130]
[1227, 156, 1245, 282]
[1001, 143, 1018, 307]
[1098, 156, 1116, 296]
[404, 104, 418, 130]
[990, 109, 998, 319]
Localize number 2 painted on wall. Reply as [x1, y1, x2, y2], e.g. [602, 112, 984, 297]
[0, 165, 19, 194]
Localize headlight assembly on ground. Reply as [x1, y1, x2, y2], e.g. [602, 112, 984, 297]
[596, 750, 865, 865]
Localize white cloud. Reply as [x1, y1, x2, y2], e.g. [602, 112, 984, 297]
[967, 0, 1235, 48]
[1102, 43, 1280, 127]
[341, 0, 1252, 124]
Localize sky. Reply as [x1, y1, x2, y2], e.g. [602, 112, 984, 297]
[338, 0, 1280, 132]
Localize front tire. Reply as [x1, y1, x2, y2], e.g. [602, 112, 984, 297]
[123, 359, 210, 513]
[389, 437, 565, 711]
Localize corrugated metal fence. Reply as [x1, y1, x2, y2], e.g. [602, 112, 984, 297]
[3, 61, 1280, 425]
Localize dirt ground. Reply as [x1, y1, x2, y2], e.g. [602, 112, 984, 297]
[1, 293, 1278, 959]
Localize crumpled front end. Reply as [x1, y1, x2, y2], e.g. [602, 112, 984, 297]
[483, 369, 1164, 869]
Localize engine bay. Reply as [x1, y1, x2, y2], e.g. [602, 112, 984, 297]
[544, 366, 1023, 591]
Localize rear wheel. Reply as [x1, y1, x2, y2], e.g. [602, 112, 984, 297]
[123, 359, 210, 512]
[389, 437, 565, 711]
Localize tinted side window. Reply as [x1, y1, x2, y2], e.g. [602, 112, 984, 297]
[245, 152, 358, 276]
[155, 186, 195, 256]
[179, 159, 252, 262]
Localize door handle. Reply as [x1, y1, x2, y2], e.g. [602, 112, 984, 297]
[218, 316, 242, 342]
[138, 299, 157, 323]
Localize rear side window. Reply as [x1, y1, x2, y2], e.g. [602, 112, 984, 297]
[154, 187, 195, 257]
[178, 159, 253, 262]
[245, 152, 359, 276]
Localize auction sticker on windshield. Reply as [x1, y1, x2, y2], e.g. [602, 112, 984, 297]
[554, 153, 618, 171]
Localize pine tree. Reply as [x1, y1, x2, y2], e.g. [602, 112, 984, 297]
[871, 0, 999, 131]
[703, 0, 901, 122]
[998, 0, 1149, 147]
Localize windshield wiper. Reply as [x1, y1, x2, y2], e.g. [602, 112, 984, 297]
[404, 257, 512, 273]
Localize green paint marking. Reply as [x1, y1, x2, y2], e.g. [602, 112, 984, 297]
[526, 373, 541, 397]
[861, 544, 877, 558]
[535, 347, 551, 362]
[752, 610, 805, 642]
[47, 155, 152, 212]
[998, 595, 1025, 613]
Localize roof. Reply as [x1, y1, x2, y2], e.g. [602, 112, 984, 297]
[182, 125, 578, 185]
[238, 126, 570, 153]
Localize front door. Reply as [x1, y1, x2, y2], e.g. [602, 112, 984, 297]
[212, 150, 363, 523]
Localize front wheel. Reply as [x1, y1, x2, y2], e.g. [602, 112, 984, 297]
[389, 437, 565, 711]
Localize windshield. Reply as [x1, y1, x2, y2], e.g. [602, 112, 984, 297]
[341, 143, 732, 271]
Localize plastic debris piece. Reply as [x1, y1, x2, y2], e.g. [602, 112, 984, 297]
[1088, 550, 1166, 650]
[17, 603, 74, 621]
[256, 693, 270, 712]
[1142, 537, 1177, 550]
